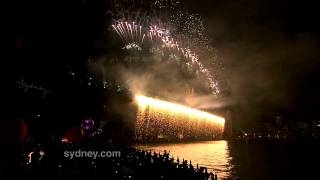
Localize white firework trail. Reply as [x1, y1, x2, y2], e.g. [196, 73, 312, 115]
[147, 25, 220, 94]
[112, 21, 220, 94]
[112, 21, 146, 45]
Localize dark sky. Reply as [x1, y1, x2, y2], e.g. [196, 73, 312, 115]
[2, 0, 107, 136]
[183, 0, 320, 127]
[2, 0, 320, 133]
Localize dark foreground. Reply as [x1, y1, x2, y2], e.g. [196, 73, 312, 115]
[229, 139, 320, 180]
[2, 139, 320, 180]
[138, 139, 320, 180]
[0, 141, 217, 180]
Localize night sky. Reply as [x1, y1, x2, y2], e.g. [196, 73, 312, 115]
[2, 0, 320, 136]
[201, 0, 320, 127]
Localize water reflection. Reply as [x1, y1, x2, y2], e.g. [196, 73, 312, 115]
[136, 140, 233, 179]
[137, 140, 320, 179]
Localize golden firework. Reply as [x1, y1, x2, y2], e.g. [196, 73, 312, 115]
[135, 95, 225, 141]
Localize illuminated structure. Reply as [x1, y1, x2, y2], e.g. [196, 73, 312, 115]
[135, 95, 225, 141]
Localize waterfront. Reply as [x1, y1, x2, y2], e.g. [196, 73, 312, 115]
[137, 140, 320, 179]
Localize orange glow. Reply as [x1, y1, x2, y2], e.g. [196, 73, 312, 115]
[135, 95, 225, 125]
[136, 141, 231, 178]
[135, 95, 225, 140]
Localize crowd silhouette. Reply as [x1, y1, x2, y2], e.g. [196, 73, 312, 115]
[20, 142, 218, 180]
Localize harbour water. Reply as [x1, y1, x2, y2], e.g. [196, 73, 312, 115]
[137, 140, 320, 179]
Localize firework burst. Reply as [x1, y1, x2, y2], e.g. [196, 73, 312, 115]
[112, 21, 221, 94]
[135, 95, 224, 140]
[109, 0, 224, 95]
[112, 21, 146, 45]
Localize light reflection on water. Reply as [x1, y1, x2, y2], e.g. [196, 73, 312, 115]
[136, 140, 233, 179]
[137, 140, 320, 179]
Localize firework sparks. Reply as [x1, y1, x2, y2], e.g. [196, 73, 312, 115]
[135, 95, 224, 140]
[112, 21, 221, 94]
[148, 25, 220, 93]
[155, 0, 180, 9]
[122, 42, 142, 51]
[109, 0, 226, 95]
[112, 21, 146, 44]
